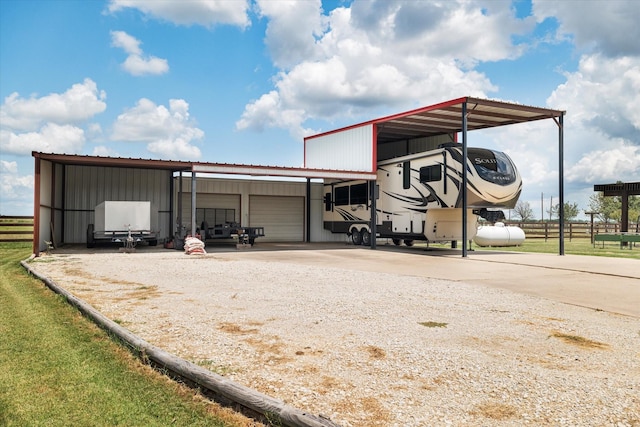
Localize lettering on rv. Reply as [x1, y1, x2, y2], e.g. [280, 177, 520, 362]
[474, 157, 497, 164]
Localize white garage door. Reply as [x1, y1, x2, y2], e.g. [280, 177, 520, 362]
[250, 195, 304, 242]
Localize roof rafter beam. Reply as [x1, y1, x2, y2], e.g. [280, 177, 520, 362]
[445, 104, 558, 123]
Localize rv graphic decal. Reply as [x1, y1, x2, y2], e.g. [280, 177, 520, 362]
[335, 207, 366, 222]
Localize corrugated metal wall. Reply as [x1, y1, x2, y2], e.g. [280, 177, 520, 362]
[378, 134, 455, 161]
[305, 124, 374, 171]
[175, 176, 343, 242]
[63, 165, 172, 243]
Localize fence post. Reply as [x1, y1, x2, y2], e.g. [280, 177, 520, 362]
[544, 222, 548, 242]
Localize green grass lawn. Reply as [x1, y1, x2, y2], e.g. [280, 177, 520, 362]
[0, 243, 249, 427]
[470, 237, 640, 260]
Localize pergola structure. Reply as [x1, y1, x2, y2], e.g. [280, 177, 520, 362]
[31, 152, 375, 255]
[593, 182, 640, 233]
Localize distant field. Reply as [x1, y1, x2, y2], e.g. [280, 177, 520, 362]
[0, 216, 33, 243]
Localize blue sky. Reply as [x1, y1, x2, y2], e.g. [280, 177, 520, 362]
[1, 0, 639, 218]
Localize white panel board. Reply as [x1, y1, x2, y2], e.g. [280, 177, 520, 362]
[95, 201, 151, 231]
[305, 124, 373, 171]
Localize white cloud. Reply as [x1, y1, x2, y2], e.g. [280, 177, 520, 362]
[546, 53, 640, 189]
[0, 160, 18, 174]
[1, 123, 86, 156]
[91, 145, 118, 157]
[533, 0, 640, 56]
[111, 98, 203, 159]
[255, 0, 326, 69]
[0, 78, 106, 131]
[566, 144, 640, 183]
[107, 0, 250, 29]
[0, 79, 106, 157]
[481, 50, 640, 216]
[122, 54, 169, 76]
[110, 31, 169, 76]
[238, 0, 528, 139]
[110, 30, 142, 55]
[0, 161, 34, 213]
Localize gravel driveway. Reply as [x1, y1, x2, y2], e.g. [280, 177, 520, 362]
[28, 247, 640, 427]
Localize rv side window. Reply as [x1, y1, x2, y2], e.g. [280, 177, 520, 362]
[350, 183, 368, 204]
[403, 161, 411, 189]
[324, 192, 332, 211]
[420, 165, 441, 183]
[335, 186, 349, 206]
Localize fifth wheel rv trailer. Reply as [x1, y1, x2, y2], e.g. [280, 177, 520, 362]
[323, 144, 522, 246]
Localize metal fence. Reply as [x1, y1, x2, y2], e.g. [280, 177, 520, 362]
[504, 221, 639, 241]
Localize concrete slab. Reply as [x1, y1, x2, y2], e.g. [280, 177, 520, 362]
[47, 242, 640, 317]
[205, 243, 640, 318]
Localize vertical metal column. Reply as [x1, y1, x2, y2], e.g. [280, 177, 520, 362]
[558, 113, 565, 255]
[306, 178, 311, 243]
[169, 172, 174, 242]
[178, 171, 183, 236]
[370, 179, 377, 249]
[461, 102, 468, 257]
[191, 172, 197, 237]
[33, 156, 41, 255]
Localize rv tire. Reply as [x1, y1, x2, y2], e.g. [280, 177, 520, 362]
[361, 229, 371, 246]
[350, 229, 362, 245]
[392, 238, 401, 246]
[404, 239, 414, 246]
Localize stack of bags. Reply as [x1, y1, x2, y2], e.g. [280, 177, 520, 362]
[184, 236, 206, 255]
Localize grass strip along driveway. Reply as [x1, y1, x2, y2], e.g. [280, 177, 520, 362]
[0, 243, 251, 427]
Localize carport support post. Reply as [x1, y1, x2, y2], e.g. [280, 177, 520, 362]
[461, 102, 468, 258]
[178, 171, 183, 236]
[306, 178, 311, 243]
[370, 179, 377, 249]
[558, 113, 565, 256]
[191, 172, 197, 238]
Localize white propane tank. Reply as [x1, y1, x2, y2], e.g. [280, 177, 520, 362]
[473, 222, 525, 247]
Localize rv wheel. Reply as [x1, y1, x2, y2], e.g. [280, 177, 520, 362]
[404, 239, 414, 246]
[392, 238, 401, 246]
[350, 229, 362, 245]
[361, 229, 371, 246]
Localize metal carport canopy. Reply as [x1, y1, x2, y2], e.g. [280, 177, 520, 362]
[305, 96, 566, 256]
[31, 151, 376, 254]
[372, 96, 564, 143]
